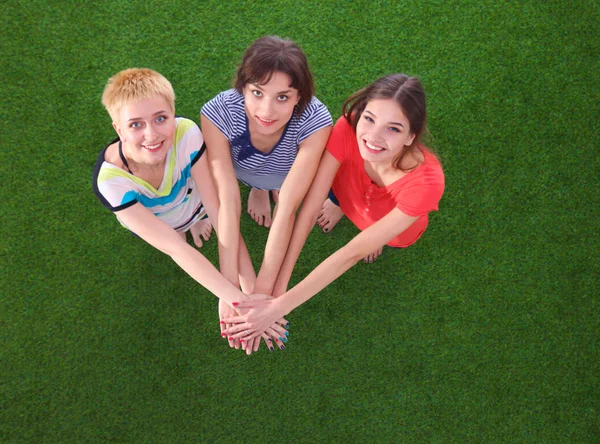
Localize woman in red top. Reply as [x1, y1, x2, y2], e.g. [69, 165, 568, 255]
[223, 74, 445, 348]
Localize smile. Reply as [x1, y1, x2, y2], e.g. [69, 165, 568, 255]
[256, 116, 277, 126]
[143, 141, 163, 152]
[365, 140, 386, 152]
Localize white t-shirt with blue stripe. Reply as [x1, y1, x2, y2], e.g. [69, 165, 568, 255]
[93, 118, 206, 232]
[201, 89, 333, 190]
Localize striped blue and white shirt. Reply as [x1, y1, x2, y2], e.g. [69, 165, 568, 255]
[201, 89, 332, 190]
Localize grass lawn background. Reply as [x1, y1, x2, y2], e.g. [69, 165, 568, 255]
[2, 0, 598, 442]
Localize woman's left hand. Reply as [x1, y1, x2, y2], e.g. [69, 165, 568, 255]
[223, 294, 289, 345]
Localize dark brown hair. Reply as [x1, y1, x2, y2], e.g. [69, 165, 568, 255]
[343, 74, 428, 171]
[234, 36, 314, 115]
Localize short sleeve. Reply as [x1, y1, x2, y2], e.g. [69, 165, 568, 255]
[174, 118, 205, 166]
[395, 165, 445, 217]
[93, 165, 139, 213]
[296, 97, 333, 143]
[200, 91, 234, 139]
[326, 116, 354, 163]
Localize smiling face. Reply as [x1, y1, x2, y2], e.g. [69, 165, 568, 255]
[113, 95, 176, 166]
[243, 71, 300, 136]
[355, 99, 416, 165]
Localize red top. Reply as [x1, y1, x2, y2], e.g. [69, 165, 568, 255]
[327, 117, 445, 247]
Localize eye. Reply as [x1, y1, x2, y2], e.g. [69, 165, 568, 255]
[156, 115, 166, 123]
[130, 122, 142, 129]
[363, 115, 374, 123]
[252, 90, 263, 97]
[389, 127, 401, 133]
[277, 95, 288, 101]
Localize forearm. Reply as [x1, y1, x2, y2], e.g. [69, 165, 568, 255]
[272, 197, 322, 295]
[217, 200, 241, 286]
[273, 244, 360, 316]
[238, 234, 256, 294]
[255, 207, 297, 294]
[171, 242, 247, 305]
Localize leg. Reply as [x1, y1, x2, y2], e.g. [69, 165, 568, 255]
[189, 216, 213, 248]
[247, 188, 272, 227]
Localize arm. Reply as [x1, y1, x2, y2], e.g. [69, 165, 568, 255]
[117, 203, 248, 305]
[200, 115, 255, 290]
[253, 126, 332, 295]
[224, 207, 420, 338]
[272, 149, 340, 295]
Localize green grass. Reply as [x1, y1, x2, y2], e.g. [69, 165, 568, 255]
[2, 0, 599, 442]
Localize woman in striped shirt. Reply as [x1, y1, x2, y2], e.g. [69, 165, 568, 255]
[201, 36, 332, 353]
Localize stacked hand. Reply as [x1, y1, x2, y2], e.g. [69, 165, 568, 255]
[219, 294, 289, 355]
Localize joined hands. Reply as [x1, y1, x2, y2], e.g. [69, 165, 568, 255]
[219, 293, 289, 355]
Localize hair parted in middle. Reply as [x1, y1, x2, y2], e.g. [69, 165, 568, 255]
[234, 36, 315, 115]
[342, 73, 428, 172]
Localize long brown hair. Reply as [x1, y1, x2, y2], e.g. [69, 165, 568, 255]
[343, 74, 428, 171]
[234, 36, 314, 115]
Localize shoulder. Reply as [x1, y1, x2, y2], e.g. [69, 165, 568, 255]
[398, 146, 445, 197]
[175, 117, 201, 138]
[202, 89, 244, 114]
[103, 140, 122, 167]
[419, 147, 444, 181]
[325, 116, 355, 162]
[297, 96, 332, 122]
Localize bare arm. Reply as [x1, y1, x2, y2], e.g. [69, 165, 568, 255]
[253, 126, 332, 295]
[272, 150, 340, 295]
[117, 203, 248, 305]
[223, 207, 420, 338]
[201, 115, 255, 290]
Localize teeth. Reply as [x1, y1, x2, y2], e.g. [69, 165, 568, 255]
[366, 141, 384, 151]
[145, 142, 161, 150]
[259, 117, 274, 123]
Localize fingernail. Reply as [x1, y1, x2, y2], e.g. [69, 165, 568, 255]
[269, 346, 274, 352]
[282, 337, 288, 343]
[284, 331, 289, 336]
[240, 339, 245, 342]
[220, 320, 225, 324]
[280, 345, 285, 350]
[279, 337, 284, 341]
[232, 302, 238, 307]
[221, 332, 226, 337]
[228, 337, 233, 341]
[285, 323, 290, 329]
[267, 338, 272, 342]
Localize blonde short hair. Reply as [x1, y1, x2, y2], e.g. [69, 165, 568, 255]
[101, 68, 175, 121]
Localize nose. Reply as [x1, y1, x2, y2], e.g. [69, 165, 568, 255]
[259, 99, 274, 118]
[369, 126, 386, 143]
[144, 123, 157, 140]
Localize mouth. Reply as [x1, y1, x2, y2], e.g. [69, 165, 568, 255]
[256, 116, 277, 127]
[364, 140, 386, 153]
[142, 141, 163, 152]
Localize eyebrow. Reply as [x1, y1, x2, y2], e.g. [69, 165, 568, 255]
[252, 84, 293, 95]
[364, 110, 405, 128]
[127, 110, 168, 122]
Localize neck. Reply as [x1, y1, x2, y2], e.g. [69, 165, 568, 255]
[122, 143, 165, 173]
[365, 159, 395, 177]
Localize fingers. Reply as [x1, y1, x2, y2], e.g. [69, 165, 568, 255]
[262, 333, 275, 352]
[267, 328, 286, 350]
